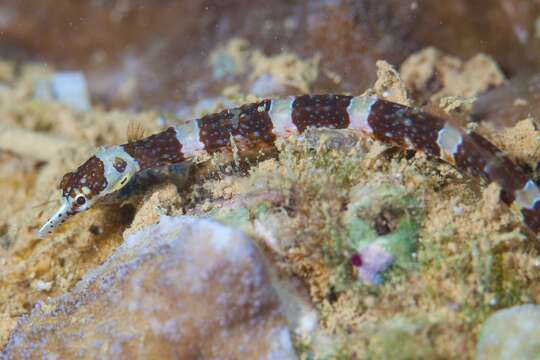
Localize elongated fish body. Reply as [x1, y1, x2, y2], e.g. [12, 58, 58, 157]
[38, 95, 540, 238]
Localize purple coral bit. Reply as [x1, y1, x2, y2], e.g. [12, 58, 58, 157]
[350, 253, 363, 267]
[350, 243, 395, 284]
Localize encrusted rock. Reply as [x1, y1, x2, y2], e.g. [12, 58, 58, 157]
[3, 216, 297, 359]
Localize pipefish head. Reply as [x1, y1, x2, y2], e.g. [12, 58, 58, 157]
[37, 146, 140, 238]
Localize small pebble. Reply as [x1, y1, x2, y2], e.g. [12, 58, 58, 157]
[50, 72, 91, 112]
[476, 304, 540, 360]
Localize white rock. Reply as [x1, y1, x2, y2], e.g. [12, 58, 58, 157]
[476, 304, 540, 360]
[3, 216, 298, 359]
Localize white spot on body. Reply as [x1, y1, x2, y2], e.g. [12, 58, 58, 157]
[515, 179, 540, 210]
[174, 121, 205, 156]
[436, 123, 463, 163]
[403, 136, 414, 149]
[268, 97, 296, 137]
[346, 96, 377, 134]
[403, 118, 412, 127]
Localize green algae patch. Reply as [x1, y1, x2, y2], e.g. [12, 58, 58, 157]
[365, 317, 438, 359]
[345, 182, 422, 271]
[207, 206, 252, 233]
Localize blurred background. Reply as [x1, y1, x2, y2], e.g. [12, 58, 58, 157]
[1, 0, 540, 117]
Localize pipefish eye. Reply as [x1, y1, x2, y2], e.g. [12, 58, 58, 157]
[76, 195, 86, 205]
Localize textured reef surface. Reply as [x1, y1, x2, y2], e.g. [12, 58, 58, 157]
[1, 1, 540, 359]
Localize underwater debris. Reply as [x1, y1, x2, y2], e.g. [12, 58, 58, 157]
[3, 216, 297, 359]
[209, 37, 251, 78]
[208, 37, 320, 95]
[400, 47, 506, 104]
[0, 122, 83, 161]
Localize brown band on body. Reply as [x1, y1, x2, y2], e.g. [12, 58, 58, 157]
[198, 100, 275, 153]
[122, 127, 184, 169]
[367, 99, 445, 157]
[291, 95, 352, 133]
[62, 156, 107, 198]
[522, 200, 540, 234]
[454, 132, 529, 205]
